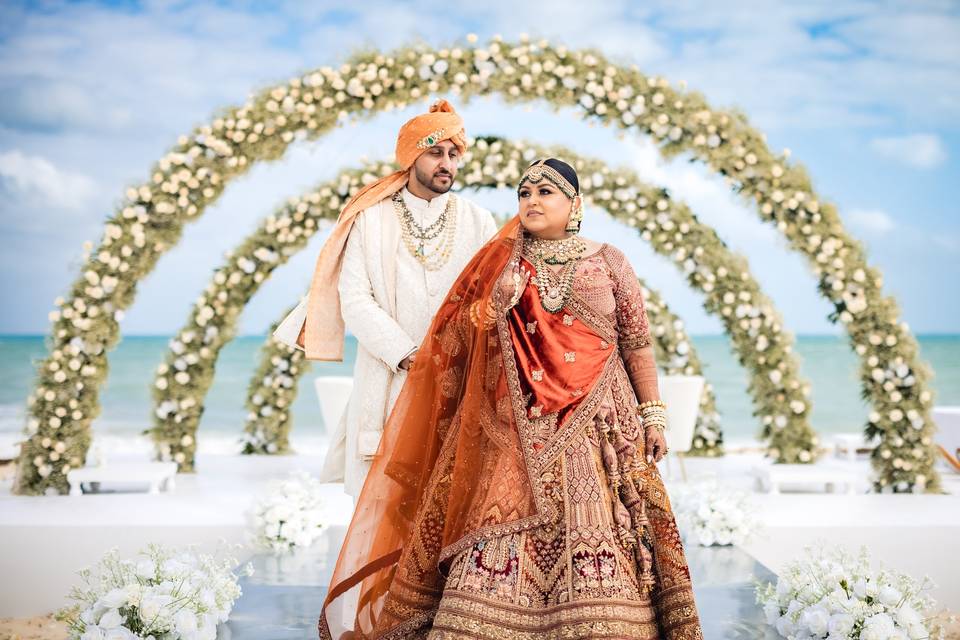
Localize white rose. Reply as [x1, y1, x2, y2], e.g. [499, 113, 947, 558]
[827, 612, 854, 635]
[199, 587, 217, 609]
[174, 608, 199, 634]
[98, 608, 123, 628]
[696, 528, 715, 547]
[81, 627, 106, 640]
[103, 628, 137, 640]
[862, 613, 896, 640]
[879, 584, 902, 607]
[100, 588, 128, 609]
[775, 615, 795, 637]
[895, 605, 924, 637]
[801, 605, 830, 635]
[763, 601, 780, 624]
[775, 578, 793, 599]
[135, 559, 155, 579]
[123, 583, 142, 606]
[81, 608, 100, 625]
[138, 594, 172, 624]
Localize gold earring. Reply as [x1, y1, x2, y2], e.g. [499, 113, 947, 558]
[566, 200, 583, 233]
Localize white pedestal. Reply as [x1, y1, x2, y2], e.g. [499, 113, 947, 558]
[751, 463, 859, 495]
[67, 462, 178, 496]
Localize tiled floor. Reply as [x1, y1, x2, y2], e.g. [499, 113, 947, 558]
[222, 525, 779, 639]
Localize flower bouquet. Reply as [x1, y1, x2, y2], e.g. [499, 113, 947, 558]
[755, 545, 947, 639]
[249, 470, 328, 553]
[672, 477, 759, 546]
[57, 543, 252, 640]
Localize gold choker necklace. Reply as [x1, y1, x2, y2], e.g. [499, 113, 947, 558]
[526, 234, 586, 265]
[522, 233, 586, 313]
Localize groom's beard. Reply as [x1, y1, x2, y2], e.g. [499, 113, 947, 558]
[415, 166, 454, 195]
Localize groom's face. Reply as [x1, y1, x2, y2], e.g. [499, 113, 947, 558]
[411, 140, 460, 195]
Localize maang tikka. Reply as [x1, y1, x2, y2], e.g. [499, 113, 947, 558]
[518, 159, 583, 235]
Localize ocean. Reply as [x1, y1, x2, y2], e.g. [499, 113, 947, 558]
[1, 335, 958, 447]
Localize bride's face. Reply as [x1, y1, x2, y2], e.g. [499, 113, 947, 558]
[517, 179, 578, 240]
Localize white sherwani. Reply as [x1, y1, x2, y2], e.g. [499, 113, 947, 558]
[318, 187, 497, 497]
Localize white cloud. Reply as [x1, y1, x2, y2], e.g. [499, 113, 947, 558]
[0, 149, 97, 215]
[869, 134, 948, 169]
[0, 2, 300, 136]
[847, 208, 896, 234]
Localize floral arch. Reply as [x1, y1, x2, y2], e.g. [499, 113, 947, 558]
[151, 136, 812, 471]
[13, 37, 938, 495]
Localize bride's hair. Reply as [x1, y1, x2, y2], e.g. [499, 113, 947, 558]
[524, 157, 580, 194]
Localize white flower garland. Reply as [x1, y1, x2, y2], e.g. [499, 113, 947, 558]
[15, 37, 937, 495]
[238, 305, 310, 456]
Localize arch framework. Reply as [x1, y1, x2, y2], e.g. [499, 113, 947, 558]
[14, 38, 937, 495]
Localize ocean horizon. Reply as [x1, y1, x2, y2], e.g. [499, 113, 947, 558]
[2, 334, 958, 447]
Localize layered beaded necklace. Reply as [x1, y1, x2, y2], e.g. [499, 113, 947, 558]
[392, 190, 458, 271]
[523, 233, 586, 313]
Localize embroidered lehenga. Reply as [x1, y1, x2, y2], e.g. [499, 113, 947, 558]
[319, 217, 702, 640]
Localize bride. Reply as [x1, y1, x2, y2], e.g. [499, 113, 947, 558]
[319, 158, 702, 639]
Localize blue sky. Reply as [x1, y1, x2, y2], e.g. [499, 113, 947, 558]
[0, 0, 957, 336]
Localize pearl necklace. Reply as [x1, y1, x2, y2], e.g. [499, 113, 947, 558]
[393, 191, 458, 271]
[522, 233, 585, 313]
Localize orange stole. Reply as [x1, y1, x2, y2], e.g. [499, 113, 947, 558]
[507, 257, 610, 448]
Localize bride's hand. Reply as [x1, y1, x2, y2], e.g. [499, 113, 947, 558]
[645, 426, 668, 464]
[498, 259, 530, 311]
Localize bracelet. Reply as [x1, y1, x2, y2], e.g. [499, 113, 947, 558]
[639, 404, 667, 434]
[636, 399, 666, 413]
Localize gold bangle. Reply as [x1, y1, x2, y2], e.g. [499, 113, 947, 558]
[639, 404, 667, 434]
[636, 400, 666, 413]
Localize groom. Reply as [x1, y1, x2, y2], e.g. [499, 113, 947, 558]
[298, 100, 497, 499]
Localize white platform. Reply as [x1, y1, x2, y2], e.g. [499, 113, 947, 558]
[1, 444, 959, 619]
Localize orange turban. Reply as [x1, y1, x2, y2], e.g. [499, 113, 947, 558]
[302, 99, 468, 361]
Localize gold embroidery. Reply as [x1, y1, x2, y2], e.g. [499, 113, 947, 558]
[367, 237, 703, 640]
[526, 321, 537, 334]
[531, 369, 544, 382]
[562, 314, 574, 326]
[564, 351, 576, 363]
[440, 366, 463, 398]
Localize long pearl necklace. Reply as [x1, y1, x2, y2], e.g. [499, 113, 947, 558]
[523, 233, 586, 313]
[392, 191, 458, 271]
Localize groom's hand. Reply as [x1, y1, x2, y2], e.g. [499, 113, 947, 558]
[399, 351, 417, 371]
